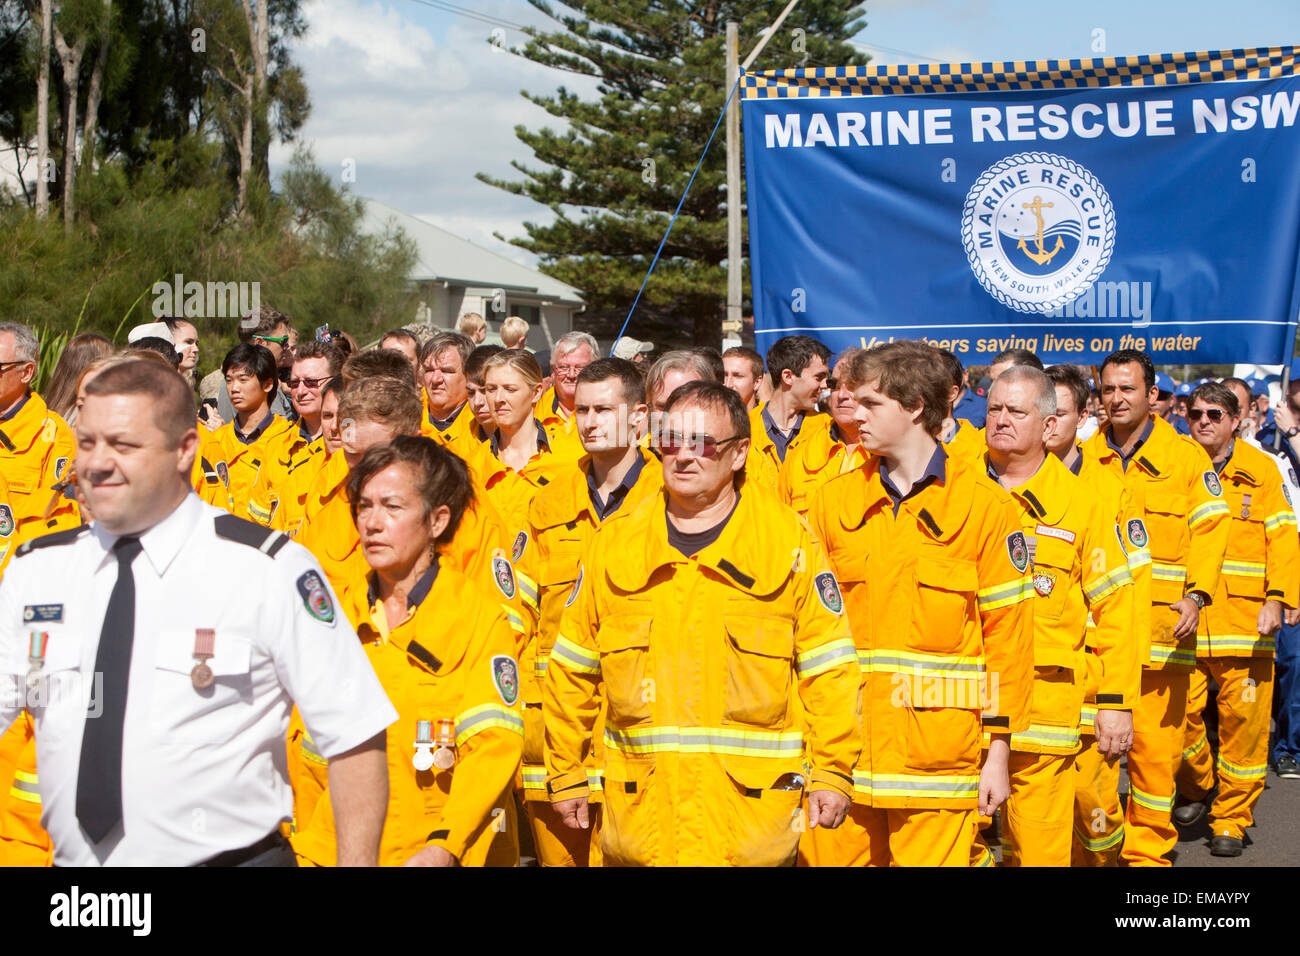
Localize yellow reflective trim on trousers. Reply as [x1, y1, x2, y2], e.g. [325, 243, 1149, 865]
[973, 844, 995, 867]
[1149, 644, 1196, 667]
[1151, 563, 1186, 583]
[795, 638, 856, 678]
[1010, 723, 1080, 750]
[1221, 561, 1265, 577]
[1216, 754, 1267, 779]
[1126, 548, 1152, 569]
[1084, 564, 1133, 603]
[1129, 783, 1174, 812]
[301, 732, 327, 766]
[549, 635, 601, 675]
[1074, 823, 1124, 851]
[9, 770, 40, 804]
[534, 655, 549, 678]
[857, 649, 986, 680]
[977, 577, 1034, 610]
[1265, 512, 1297, 531]
[455, 703, 524, 747]
[1197, 634, 1274, 655]
[517, 572, 539, 611]
[852, 771, 979, 799]
[1188, 500, 1230, 528]
[1182, 734, 1208, 760]
[603, 725, 803, 758]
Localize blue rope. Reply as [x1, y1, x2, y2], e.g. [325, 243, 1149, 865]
[611, 70, 745, 353]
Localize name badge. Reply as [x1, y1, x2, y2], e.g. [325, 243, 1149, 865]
[23, 604, 63, 624]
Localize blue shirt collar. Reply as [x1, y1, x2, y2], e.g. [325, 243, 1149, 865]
[490, 419, 550, 460]
[0, 391, 30, 423]
[587, 451, 648, 521]
[878, 443, 947, 515]
[1104, 416, 1154, 470]
[762, 406, 805, 462]
[234, 410, 275, 445]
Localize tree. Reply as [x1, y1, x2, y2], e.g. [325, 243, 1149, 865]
[479, 1, 868, 347]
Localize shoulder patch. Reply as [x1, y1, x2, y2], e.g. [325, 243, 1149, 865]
[492, 555, 517, 599]
[1284, 483, 1293, 507]
[565, 566, 584, 607]
[814, 571, 843, 614]
[54, 457, 68, 480]
[1203, 470, 1222, 497]
[511, 530, 528, 563]
[0, 504, 12, 538]
[14, 523, 89, 557]
[491, 654, 520, 706]
[216, 461, 230, 487]
[1006, 531, 1029, 573]
[1126, 518, 1148, 550]
[214, 514, 290, 557]
[296, 570, 335, 624]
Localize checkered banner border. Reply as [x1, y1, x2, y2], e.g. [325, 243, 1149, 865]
[740, 46, 1300, 98]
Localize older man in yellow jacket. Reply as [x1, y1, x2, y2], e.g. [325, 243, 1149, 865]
[544, 381, 860, 866]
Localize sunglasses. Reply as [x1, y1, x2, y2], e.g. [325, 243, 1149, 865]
[0, 360, 30, 373]
[255, 334, 290, 345]
[1187, 408, 1227, 423]
[287, 376, 331, 390]
[659, 431, 745, 458]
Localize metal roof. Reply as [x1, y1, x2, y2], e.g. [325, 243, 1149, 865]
[359, 197, 584, 305]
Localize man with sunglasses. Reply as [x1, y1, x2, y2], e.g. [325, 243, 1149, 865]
[0, 322, 81, 564]
[211, 307, 297, 425]
[543, 380, 860, 866]
[248, 342, 342, 529]
[1174, 382, 1299, 857]
[1082, 349, 1230, 867]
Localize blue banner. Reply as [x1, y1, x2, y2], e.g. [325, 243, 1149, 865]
[741, 48, 1300, 365]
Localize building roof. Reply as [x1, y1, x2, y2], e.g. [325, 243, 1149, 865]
[359, 197, 583, 305]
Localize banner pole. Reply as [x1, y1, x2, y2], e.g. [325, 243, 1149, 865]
[1276, 306, 1300, 450]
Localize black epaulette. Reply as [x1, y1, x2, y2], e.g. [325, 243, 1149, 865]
[200, 456, 220, 485]
[214, 514, 290, 557]
[15, 523, 90, 557]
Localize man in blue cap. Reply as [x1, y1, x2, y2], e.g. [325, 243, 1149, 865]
[1153, 372, 1189, 436]
[1173, 382, 1193, 436]
[952, 363, 987, 428]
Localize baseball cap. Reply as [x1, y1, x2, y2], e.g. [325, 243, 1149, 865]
[127, 321, 174, 345]
[612, 337, 654, 360]
[1174, 382, 1193, 397]
[1154, 372, 1175, 396]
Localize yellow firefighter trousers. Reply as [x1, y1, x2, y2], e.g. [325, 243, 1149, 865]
[525, 800, 602, 867]
[800, 803, 978, 867]
[1121, 668, 1188, 867]
[1072, 737, 1124, 866]
[1177, 657, 1273, 841]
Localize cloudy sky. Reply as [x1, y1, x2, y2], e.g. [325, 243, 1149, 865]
[270, 0, 1300, 267]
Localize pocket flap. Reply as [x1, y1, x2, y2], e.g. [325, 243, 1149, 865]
[722, 754, 805, 791]
[597, 617, 652, 653]
[725, 617, 794, 660]
[154, 630, 251, 677]
[1145, 488, 1186, 515]
[915, 556, 977, 592]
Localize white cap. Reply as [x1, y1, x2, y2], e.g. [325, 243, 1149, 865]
[127, 322, 175, 345]
[611, 337, 653, 360]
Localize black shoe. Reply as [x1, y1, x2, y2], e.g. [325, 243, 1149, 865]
[1277, 754, 1300, 778]
[1173, 799, 1206, 826]
[1209, 834, 1243, 857]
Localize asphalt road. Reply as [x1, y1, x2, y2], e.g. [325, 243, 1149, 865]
[1167, 766, 1300, 867]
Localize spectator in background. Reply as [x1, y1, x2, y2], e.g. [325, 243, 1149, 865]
[536, 331, 600, 459]
[163, 317, 200, 387]
[334, 330, 360, 358]
[500, 316, 530, 350]
[987, 347, 1043, 383]
[458, 312, 488, 345]
[952, 362, 987, 428]
[465, 345, 504, 443]
[611, 336, 653, 367]
[722, 346, 763, 411]
[644, 349, 717, 442]
[127, 337, 181, 368]
[691, 347, 725, 384]
[379, 328, 420, 370]
[42, 333, 113, 422]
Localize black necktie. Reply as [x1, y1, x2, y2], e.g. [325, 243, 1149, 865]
[76, 535, 144, 844]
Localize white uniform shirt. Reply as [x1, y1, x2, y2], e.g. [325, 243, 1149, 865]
[0, 493, 397, 866]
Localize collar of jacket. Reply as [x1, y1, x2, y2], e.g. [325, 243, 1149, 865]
[1002, 451, 1072, 526]
[531, 457, 596, 531]
[1220, 440, 1266, 488]
[1088, 413, 1177, 478]
[0, 390, 55, 453]
[798, 416, 853, 472]
[605, 485, 803, 597]
[345, 560, 472, 674]
[835, 446, 975, 544]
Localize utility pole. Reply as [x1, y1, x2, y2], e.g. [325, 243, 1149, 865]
[723, 0, 803, 345]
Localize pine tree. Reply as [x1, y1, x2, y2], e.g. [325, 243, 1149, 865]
[479, 1, 868, 347]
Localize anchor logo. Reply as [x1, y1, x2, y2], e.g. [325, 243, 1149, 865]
[1016, 196, 1065, 266]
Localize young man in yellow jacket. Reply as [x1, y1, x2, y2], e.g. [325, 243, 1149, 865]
[748, 335, 829, 496]
[978, 367, 1137, 866]
[1176, 382, 1299, 857]
[544, 381, 860, 866]
[804, 341, 1034, 866]
[516, 358, 661, 865]
[1083, 349, 1230, 866]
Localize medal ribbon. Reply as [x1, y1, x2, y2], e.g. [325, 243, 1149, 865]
[28, 631, 49, 664]
[193, 628, 215, 660]
[415, 720, 433, 744]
